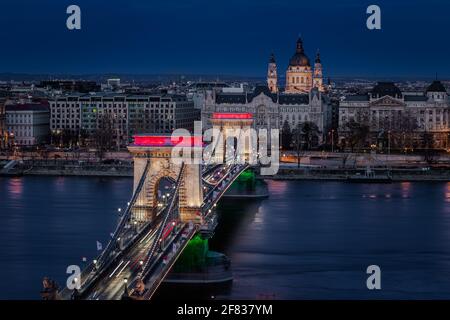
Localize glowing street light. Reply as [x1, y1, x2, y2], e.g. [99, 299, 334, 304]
[123, 277, 129, 297]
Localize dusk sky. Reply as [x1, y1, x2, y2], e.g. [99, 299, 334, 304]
[0, 0, 449, 78]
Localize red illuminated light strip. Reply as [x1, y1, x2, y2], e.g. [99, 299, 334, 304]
[133, 135, 203, 147]
[212, 112, 252, 120]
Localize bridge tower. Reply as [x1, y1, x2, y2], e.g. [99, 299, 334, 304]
[127, 134, 203, 224]
[210, 112, 254, 164]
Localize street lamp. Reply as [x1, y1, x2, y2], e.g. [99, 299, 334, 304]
[388, 130, 391, 155]
[331, 129, 335, 153]
[123, 278, 129, 297]
[71, 278, 80, 300]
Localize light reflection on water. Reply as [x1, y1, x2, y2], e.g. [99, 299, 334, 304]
[445, 182, 450, 203]
[7, 178, 23, 200]
[213, 180, 450, 299]
[1, 177, 450, 299]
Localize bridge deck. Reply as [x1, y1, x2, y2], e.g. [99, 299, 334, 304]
[63, 163, 249, 300]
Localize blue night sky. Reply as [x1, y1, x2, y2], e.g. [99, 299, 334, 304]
[0, 0, 449, 78]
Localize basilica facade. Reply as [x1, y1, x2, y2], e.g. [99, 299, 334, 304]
[200, 37, 332, 145]
[268, 37, 325, 94]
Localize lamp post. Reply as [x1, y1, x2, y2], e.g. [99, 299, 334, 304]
[388, 130, 391, 155]
[331, 129, 335, 153]
[123, 278, 129, 297]
[71, 278, 79, 300]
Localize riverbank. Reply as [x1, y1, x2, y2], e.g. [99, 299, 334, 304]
[0, 159, 133, 177]
[2, 158, 450, 182]
[3, 165, 450, 182]
[265, 167, 450, 182]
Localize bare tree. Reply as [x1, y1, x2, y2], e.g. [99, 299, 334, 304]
[291, 122, 319, 168]
[291, 124, 303, 168]
[299, 122, 319, 150]
[281, 120, 292, 150]
[343, 119, 370, 152]
[93, 114, 115, 160]
[422, 130, 436, 164]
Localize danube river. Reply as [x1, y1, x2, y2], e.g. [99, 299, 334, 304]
[1, 176, 450, 299]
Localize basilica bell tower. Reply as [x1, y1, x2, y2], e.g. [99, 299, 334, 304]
[313, 50, 324, 92]
[267, 53, 278, 93]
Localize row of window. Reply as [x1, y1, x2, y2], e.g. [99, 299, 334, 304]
[51, 103, 183, 109]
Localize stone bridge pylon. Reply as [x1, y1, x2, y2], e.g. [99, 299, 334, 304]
[210, 112, 254, 163]
[127, 134, 203, 223]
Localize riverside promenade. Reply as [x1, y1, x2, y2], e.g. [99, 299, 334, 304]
[1, 151, 450, 181]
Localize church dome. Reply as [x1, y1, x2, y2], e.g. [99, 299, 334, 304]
[371, 82, 402, 98]
[426, 80, 446, 93]
[289, 37, 310, 67]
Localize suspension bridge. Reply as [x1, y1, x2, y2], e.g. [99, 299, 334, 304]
[43, 112, 258, 300]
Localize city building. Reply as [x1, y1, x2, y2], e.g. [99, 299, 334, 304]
[106, 78, 121, 91]
[339, 81, 450, 149]
[40, 80, 100, 93]
[202, 85, 332, 144]
[49, 93, 200, 147]
[187, 81, 231, 110]
[268, 37, 325, 94]
[0, 98, 7, 149]
[5, 102, 50, 146]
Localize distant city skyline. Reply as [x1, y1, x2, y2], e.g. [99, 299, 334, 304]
[1, 0, 449, 79]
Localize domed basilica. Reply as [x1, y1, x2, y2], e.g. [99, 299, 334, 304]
[267, 37, 324, 94]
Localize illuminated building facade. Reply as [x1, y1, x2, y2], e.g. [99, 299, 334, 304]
[49, 93, 200, 147]
[339, 81, 450, 149]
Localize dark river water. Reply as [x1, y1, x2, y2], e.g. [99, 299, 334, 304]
[1, 176, 450, 299]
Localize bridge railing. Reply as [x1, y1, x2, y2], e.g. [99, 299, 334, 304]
[201, 164, 248, 208]
[60, 151, 249, 299]
[141, 224, 198, 300]
[58, 159, 152, 298]
[137, 164, 249, 299]
[139, 163, 186, 279]
[203, 165, 249, 213]
[96, 159, 151, 270]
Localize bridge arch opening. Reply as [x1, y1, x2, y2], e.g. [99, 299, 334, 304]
[154, 176, 176, 208]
